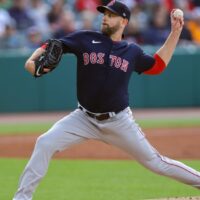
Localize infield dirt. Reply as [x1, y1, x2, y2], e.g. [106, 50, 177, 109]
[0, 110, 200, 159]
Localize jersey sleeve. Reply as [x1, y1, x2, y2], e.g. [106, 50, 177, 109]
[59, 31, 84, 54]
[134, 47, 155, 74]
[144, 54, 166, 75]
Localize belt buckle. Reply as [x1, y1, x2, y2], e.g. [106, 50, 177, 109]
[92, 113, 103, 121]
[79, 105, 115, 121]
[96, 113, 109, 121]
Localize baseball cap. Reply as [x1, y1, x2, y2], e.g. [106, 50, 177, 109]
[97, 0, 131, 21]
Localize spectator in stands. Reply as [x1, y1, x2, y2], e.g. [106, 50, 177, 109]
[0, 6, 12, 37]
[28, 0, 50, 39]
[125, 16, 142, 44]
[125, 3, 148, 44]
[53, 10, 76, 39]
[192, 0, 200, 7]
[0, 19, 25, 49]
[174, 0, 193, 19]
[164, 0, 175, 12]
[47, 0, 65, 34]
[142, 4, 170, 45]
[8, 0, 34, 31]
[187, 7, 200, 45]
[0, 0, 198, 50]
[121, 0, 136, 10]
[0, 0, 12, 9]
[75, 0, 100, 13]
[143, 0, 164, 12]
[178, 27, 193, 45]
[79, 10, 97, 30]
[25, 26, 43, 49]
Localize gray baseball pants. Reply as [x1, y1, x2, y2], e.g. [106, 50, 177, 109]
[13, 107, 200, 200]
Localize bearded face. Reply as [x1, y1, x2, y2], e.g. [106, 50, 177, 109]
[100, 10, 124, 37]
[101, 21, 121, 36]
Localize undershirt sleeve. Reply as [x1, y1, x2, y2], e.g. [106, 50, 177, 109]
[144, 54, 166, 75]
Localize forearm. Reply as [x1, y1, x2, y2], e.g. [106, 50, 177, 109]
[156, 30, 181, 66]
[25, 47, 45, 75]
[155, 9, 184, 66]
[144, 30, 181, 75]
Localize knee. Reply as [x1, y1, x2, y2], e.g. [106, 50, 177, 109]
[35, 134, 54, 152]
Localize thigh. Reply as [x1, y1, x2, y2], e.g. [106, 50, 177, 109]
[100, 108, 158, 161]
[39, 109, 101, 152]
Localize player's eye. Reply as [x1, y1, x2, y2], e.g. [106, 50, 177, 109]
[104, 11, 115, 18]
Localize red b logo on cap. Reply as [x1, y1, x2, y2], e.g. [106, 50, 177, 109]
[108, 0, 116, 6]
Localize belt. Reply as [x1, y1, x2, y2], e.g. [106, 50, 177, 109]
[78, 105, 119, 121]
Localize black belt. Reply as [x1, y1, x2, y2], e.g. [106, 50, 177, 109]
[78, 106, 119, 121]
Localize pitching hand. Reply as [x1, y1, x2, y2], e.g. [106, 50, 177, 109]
[170, 9, 184, 33]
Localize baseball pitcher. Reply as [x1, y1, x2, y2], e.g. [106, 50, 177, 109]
[13, 1, 200, 200]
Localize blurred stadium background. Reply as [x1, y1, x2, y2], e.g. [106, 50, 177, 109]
[0, 0, 200, 112]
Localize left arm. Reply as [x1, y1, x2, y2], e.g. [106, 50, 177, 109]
[33, 39, 63, 78]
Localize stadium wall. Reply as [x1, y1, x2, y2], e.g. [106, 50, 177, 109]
[0, 49, 200, 112]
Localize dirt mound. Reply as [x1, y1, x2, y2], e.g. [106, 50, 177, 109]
[0, 127, 200, 159]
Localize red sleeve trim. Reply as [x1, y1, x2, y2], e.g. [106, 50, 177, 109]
[144, 54, 166, 75]
[41, 43, 48, 49]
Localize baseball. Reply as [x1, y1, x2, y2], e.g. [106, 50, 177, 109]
[173, 9, 184, 18]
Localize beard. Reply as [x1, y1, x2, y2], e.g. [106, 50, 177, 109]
[101, 23, 121, 36]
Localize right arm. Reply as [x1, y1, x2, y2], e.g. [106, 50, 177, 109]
[135, 9, 184, 75]
[155, 10, 184, 66]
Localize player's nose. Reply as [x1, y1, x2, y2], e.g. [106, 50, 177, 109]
[102, 13, 109, 21]
[102, 17, 108, 25]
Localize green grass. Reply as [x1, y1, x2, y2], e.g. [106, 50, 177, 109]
[1, 159, 200, 200]
[0, 122, 52, 135]
[138, 118, 200, 128]
[0, 118, 200, 135]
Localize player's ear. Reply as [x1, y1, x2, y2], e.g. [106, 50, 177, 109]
[122, 18, 129, 26]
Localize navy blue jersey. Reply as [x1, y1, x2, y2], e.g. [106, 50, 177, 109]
[60, 30, 155, 113]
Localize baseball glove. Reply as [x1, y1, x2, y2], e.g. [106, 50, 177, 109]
[34, 39, 63, 77]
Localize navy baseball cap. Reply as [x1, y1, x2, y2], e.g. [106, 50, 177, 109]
[97, 0, 131, 21]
